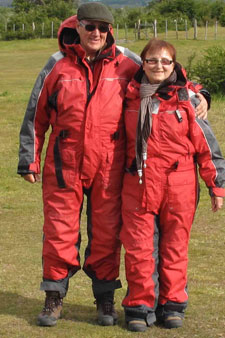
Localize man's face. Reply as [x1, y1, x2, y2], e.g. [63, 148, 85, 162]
[76, 20, 109, 58]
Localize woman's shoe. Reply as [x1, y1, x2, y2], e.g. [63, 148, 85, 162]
[164, 314, 183, 329]
[127, 319, 147, 332]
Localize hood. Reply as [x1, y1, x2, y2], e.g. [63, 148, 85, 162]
[57, 15, 115, 55]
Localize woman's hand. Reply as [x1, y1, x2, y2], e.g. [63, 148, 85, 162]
[211, 196, 224, 212]
[195, 93, 208, 119]
[23, 173, 41, 183]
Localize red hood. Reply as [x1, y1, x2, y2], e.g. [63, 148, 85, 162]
[57, 15, 115, 55]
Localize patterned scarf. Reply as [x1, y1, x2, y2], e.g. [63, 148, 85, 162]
[136, 70, 177, 182]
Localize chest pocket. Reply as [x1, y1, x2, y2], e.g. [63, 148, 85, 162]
[159, 87, 193, 139]
[159, 108, 189, 140]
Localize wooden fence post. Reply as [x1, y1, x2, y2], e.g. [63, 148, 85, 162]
[125, 23, 128, 41]
[153, 19, 157, 37]
[165, 19, 168, 39]
[215, 21, 218, 40]
[42, 22, 45, 36]
[116, 23, 119, 41]
[185, 19, 188, 39]
[194, 19, 197, 39]
[175, 19, 178, 39]
[205, 21, 208, 40]
[137, 19, 141, 40]
[144, 21, 147, 39]
[51, 21, 54, 38]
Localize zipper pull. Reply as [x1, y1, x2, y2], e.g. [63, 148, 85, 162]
[175, 109, 183, 123]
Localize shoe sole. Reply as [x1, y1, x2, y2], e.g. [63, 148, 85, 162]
[37, 318, 57, 327]
[98, 316, 117, 326]
[164, 316, 183, 329]
[128, 320, 147, 332]
[37, 314, 61, 327]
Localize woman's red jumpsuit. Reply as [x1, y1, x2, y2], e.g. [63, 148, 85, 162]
[120, 65, 225, 324]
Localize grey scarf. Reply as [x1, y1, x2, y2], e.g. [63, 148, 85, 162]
[136, 70, 177, 183]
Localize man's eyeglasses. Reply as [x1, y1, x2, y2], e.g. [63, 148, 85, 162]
[79, 21, 110, 33]
[144, 58, 173, 66]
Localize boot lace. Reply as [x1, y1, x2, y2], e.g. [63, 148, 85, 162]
[102, 301, 114, 315]
[42, 292, 62, 314]
[94, 300, 115, 315]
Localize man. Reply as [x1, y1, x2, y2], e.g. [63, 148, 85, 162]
[17, 2, 209, 328]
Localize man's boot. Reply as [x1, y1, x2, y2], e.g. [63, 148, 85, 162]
[37, 291, 63, 326]
[95, 291, 118, 326]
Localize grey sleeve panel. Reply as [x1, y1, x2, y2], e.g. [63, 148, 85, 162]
[116, 45, 142, 66]
[196, 119, 225, 188]
[17, 51, 65, 174]
[190, 95, 200, 108]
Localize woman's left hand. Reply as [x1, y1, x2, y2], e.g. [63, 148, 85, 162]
[195, 93, 208, 119]
[211, 196, 224, 212]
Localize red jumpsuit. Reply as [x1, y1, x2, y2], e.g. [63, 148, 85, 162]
[120, 65, 225, 324]
[17, 15, 140, 297]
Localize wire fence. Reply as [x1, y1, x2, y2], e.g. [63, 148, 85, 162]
[1, 18, 225, 41]
[115, 20, 225, 42]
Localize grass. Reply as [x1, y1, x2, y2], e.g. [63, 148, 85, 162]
[0, 33, 225, 337]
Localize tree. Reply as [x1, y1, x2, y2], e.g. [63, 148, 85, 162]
[210, 0, 225, 20]
[12, 0, 34, 13]
[191, 46, 225, 94]
[12, 0, 76, 19]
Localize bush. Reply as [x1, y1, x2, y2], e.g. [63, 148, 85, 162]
[190, 46, 225, 94]
[2, 30, 36, 40]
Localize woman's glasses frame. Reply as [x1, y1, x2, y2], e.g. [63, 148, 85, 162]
[144, 58, 174, 66]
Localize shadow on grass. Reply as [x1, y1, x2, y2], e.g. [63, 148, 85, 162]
[0, 291, 126, 328]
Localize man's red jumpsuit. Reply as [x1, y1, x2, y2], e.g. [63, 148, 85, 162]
[17, 15, 140, 298]
[120, 64, 225, 325]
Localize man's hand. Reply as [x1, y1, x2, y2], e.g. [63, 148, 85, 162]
[23, 173, 41, 183]
[211, 196, 224, 212]
[195, 93, 208, 119]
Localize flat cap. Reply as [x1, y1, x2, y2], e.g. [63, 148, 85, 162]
[77, 2, 114, 25]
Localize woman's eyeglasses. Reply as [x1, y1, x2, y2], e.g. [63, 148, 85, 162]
[79, 21, 110, 33]
[144, 58, 173, 66]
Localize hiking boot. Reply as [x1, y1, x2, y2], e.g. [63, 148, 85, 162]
[127, 319, 147, 332]
[95, 299, 118, 326]
[37, 291, 63, 327]
[164, 314, 183, 329]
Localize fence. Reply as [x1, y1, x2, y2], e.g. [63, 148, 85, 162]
[115, 20, 225, 42]
[0, 20, 60, 39]
[1, 18, 225, 41]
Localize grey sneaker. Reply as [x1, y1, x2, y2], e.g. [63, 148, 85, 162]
[37, 291, 63, 327]
[95, 300, 118, 326]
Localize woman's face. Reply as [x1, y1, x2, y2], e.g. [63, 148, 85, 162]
[143, 48, 175, 84]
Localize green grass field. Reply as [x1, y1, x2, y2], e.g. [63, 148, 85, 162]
[0, 35, 225, 338]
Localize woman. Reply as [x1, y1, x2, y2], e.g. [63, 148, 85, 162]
[120, 39, 225, 332]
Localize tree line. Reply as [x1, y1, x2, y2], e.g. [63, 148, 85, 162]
[1, 0, 225, 40]
[114, 0, 225, 29]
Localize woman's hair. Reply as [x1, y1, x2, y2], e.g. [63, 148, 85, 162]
[140, 38, 176, 63]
